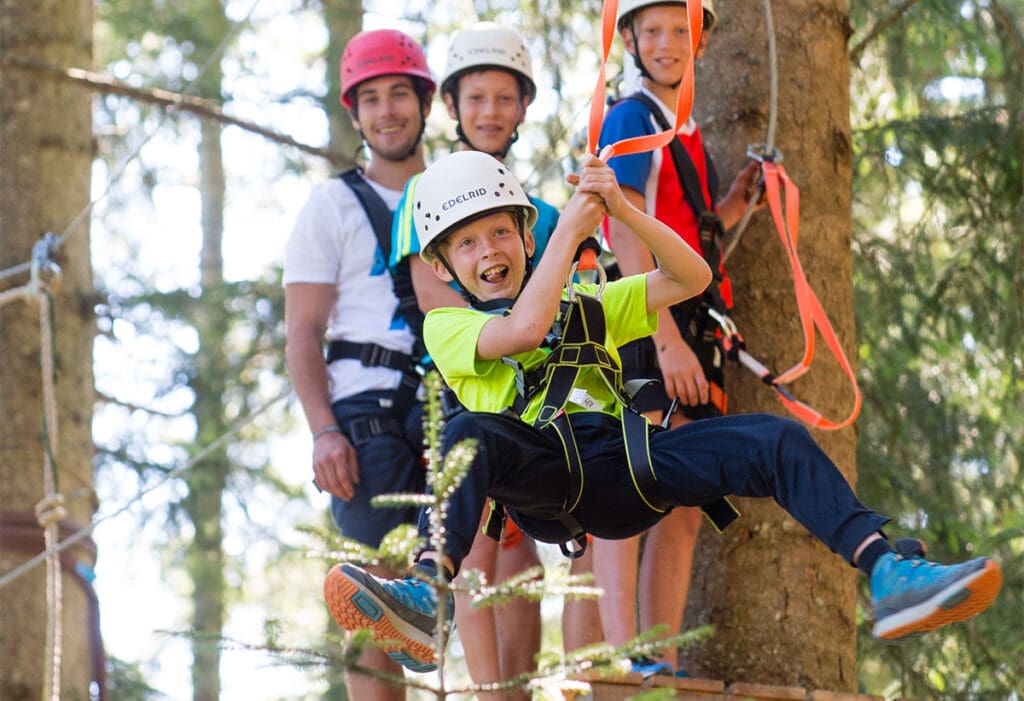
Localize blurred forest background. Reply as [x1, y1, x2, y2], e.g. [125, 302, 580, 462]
[1, 0, 1020, 699]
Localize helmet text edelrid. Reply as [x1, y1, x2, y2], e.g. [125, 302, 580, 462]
[442, 188, 487, 211]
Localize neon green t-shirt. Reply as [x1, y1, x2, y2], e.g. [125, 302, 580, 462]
[424, 274, 657, 424]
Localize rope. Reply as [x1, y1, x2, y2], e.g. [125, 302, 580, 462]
[0, 284, 34, 307]
[35, 288, 64, 701]
[722, 0, 779, 265]
[0, 512, 105, 700]
[0, 385, 292, 591]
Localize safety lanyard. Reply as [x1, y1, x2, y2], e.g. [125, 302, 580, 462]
[587, 0, 704, 160]
[719, 161, 862, 431]
[763, 161, 862, 429]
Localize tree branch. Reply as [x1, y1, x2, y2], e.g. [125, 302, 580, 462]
[1, 53, 351, 169]
[849, 0, 921, 66]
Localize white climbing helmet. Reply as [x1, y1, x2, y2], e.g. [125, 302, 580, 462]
[616, 0, 717, 31]
[440, 23, 536, 103]
[415, 151, 538, 261]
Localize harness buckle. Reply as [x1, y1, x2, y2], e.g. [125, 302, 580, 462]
[698, 211, 721, 235]
[361, 344, 391, 368]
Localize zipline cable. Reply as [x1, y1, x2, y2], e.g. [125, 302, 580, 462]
[722, 0, 778, 265]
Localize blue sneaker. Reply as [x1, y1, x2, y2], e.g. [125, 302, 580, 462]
[324, 563, 454, 673]
[630, 656, 674, 678]
[870, 542, 1002, 643]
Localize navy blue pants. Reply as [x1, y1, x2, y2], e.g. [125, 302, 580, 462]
[330, 391, 425, 548]
[422, 411, 888, 573]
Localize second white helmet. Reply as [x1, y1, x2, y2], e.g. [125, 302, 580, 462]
[616, 0, 717, 31]
[440, 23, 537, 102]
[415, 151, 538, 261]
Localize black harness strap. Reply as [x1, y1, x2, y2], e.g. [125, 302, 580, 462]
[338, 167, 427, 358]
[333, 168, 426, 415]
[326, 340, 414, 372]
[624, 92, 729, 314]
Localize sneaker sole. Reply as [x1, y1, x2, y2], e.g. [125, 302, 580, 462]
[323, 564, 438, 671]
[872, 558, 1003, 643]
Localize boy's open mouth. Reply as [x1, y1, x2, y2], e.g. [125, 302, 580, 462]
[481, 264, 508, 284]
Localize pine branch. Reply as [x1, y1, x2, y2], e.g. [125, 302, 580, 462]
[849, 0, 921, 66]
[0, 53, 350, 168]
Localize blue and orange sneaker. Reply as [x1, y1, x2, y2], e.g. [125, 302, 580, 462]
[629, 656, 674, 678]
[324, 563, 454, 673]
[870, 540, 1002, 643]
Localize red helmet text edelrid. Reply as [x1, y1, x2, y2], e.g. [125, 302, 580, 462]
[339, 29, 436, 109]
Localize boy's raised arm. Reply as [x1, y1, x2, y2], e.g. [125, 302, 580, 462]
[575, 155, 712, 312]
[476, 185, 607, 359]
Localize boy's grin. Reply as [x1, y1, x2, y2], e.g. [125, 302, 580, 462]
[435, 210, 535, 302]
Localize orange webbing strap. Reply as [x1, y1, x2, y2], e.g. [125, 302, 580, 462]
[759, 161, 862, 430]
[574, 236, 602, 271]
[587, 0, 704, 160]
[578, 247, 599, 271]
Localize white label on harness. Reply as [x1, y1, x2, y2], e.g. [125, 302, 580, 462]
[569, 388, 604, 411]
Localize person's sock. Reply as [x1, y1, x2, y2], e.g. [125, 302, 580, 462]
[413, 557, 453, 582]
[857, 537, 896, 577]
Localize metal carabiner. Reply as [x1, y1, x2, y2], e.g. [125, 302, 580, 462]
[706, 306, 739, 339]
[746, 143, 784, 164]
[565, 257, 607, 303]
[30, 232, 62, 295]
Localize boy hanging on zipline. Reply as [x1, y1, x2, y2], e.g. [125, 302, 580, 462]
[322, 149, 1003, 673]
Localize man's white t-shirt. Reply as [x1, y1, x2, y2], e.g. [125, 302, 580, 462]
[283, 176, 415, 403]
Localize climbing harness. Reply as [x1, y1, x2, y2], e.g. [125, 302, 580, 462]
[483, 241, 738, 558]
[616, 90, 732, 415]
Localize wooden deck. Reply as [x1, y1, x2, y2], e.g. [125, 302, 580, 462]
[563, 670, 913, 701]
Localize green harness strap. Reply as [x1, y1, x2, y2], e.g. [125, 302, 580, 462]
[485, 288, 738, 558]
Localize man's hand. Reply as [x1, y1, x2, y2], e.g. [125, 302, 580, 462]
[313, 430, 360, 500]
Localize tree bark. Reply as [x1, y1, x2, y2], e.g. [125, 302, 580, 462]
[0, 0, 98, 699]
[323, 0, 366, 157]
[682, 0, 860, 688]
[185, 7, 229, 700]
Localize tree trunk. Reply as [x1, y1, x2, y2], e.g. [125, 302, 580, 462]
[682, 0, 859, 689]
[319, 5, 363, 698]
[185, 13, 229, 699]
[323, 0, 365, 158]
[0, 1, 98, 699]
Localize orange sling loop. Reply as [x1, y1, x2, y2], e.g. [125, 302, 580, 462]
[587, 0, 704, 161]
[753, 160, 862, 430]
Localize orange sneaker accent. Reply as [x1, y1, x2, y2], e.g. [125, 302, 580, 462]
[322, 565, 438, 666]
[878, 559, 1003, 641]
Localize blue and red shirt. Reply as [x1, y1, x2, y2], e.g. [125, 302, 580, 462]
[599, 88, 732, 307]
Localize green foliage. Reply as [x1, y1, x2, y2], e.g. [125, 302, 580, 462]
[106, 656, 162, 700]
[850, 0, 1023, 696]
